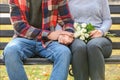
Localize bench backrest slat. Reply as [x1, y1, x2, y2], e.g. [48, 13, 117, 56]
[0, 18, 10, 24]
[0, 4, 120, 13]
[0, 30, 119, 37]
[112, 17, 120, 24]
[0, 30, 14, 37]
[0, 4, 9, 13]
[0, 17, 120, 24]
[110, 5, 120, 14]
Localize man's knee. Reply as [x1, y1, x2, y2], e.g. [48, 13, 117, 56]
[60, 46, 71, 56]
[3, 43, 21, 62]
[54, 46, 71, 61]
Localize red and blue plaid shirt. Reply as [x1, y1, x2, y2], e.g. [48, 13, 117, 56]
[9, 0, 74, 43]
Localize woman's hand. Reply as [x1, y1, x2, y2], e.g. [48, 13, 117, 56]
[90, 30, 103, 38]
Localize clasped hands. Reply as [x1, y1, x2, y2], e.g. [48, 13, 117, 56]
[47, 30, 74, 45]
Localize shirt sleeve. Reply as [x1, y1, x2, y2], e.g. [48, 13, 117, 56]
[57, 0, 75, 33]
[9, 0, 50, 41]
[99, 0, 112, 35]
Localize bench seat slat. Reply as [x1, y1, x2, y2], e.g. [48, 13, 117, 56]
[0, 42, 120, 50]
[0, 57, 52, 65]
[105, 55, 120, 64]
[0, 55, 120, 65]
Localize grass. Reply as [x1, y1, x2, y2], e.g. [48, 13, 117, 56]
[0, 50, 120, 80]
[0, 65, 120, 80]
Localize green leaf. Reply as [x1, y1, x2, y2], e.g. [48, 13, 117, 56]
[105, 32, 116, 37]
[86, 23, 95, 32]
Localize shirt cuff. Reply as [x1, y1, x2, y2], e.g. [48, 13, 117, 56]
[42, 30, 50, 40]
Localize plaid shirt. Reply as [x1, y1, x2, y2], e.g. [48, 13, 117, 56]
[9, 0, 74, 43]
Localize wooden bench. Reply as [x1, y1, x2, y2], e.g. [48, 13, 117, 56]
[0, 4, 120, 65]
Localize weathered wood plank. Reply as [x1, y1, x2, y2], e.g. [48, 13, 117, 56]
[0, 30, 120, 37]
[109, 5, 120, 14]
[0, 17, 120, 24]
[0, 30, 14, 37]
[1, 55, 120, 65]
[0, 18, 11, 24]
[0, 42, 120, 50]
[105, 55, 120, 64]
[0, 57, 52, 65]
[0, 4, 9, 13]
[0, 4, 120, 14]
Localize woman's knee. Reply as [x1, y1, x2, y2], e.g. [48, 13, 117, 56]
[70, 39, 86, 52]
[87, 38, 112, 58]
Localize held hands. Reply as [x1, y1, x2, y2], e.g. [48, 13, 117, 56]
[58, 34, 74, 45]
[47, 30, 74, 45]
[47, 30, 62, 40]
[90, 30, 103, 38]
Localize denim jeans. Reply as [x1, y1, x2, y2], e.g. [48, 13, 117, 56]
[69, 37, 112, 80]
[3, 38, 71, 80]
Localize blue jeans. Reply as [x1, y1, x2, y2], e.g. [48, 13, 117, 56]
[3, 38, 71, 80]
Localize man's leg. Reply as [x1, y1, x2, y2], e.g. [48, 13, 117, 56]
[36, 41, 71, 80]
[3, 38, 36, 80]
[69, 39, 89, 80]
[87, 37, 112, 80]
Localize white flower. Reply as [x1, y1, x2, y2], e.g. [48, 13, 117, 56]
[85, 40, 88, 43]
[74, 31, 81, 38]
[80, 36, 85, 40]
[84, 33, 90, 38]
[76, 26, 81, 31]
[81, 23, 87, 28]
[74, 22, 79, 28]
[80, 32, 84, 36]
[81, 28, 87, 33]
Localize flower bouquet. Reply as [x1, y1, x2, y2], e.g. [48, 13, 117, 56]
[74, 22, 115, 43]
[74, 22, 95, 43]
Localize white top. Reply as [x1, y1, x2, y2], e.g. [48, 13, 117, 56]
[68, 0, 112, 34]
